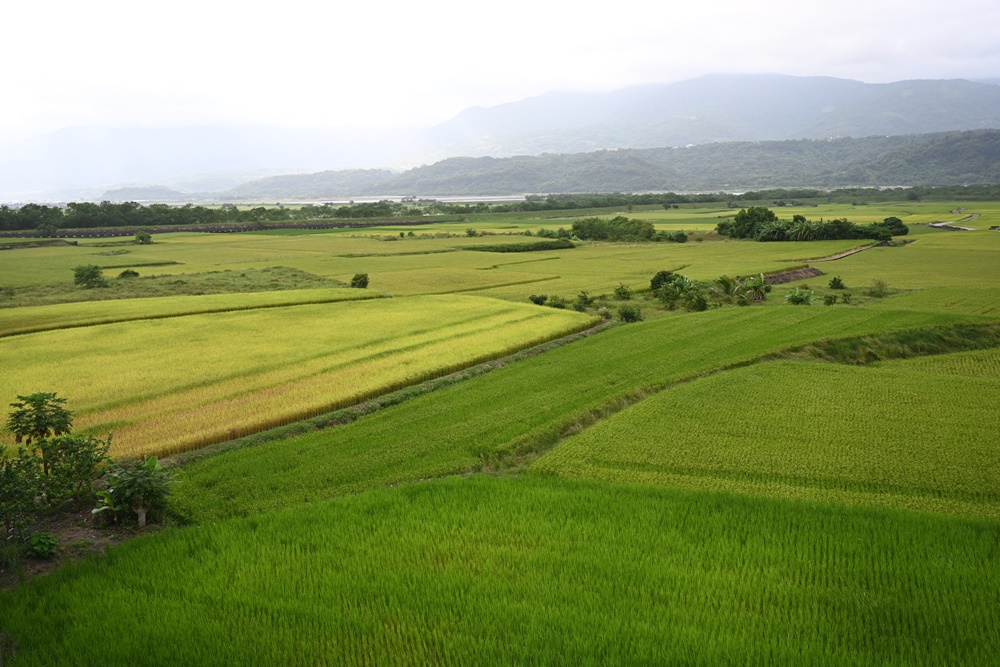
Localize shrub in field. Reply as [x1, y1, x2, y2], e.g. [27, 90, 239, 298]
[548, 296, 568, 310]
[3, 393, 110, 564]
[118, 269, 139, 279]
[27, 533, 58, 558]
[597, 306, 612, 320]
[880, 216, 909, 236]
[574, 291, 594, 312]
[744, 274, 772, 302]
[657, 284, 682, 310]
[93, 456, 172, 528]
[614, 283, 632, 300]
[709, 274, 772, 307]
[72, 265, 107, 289]
[529, 294, 548, 306]
[35, 435, 111, 505]
[655, 275, 697, 310]
[536, 227, 570, 239]
[841, 293, 853, 304]
[650, 271, 675, 292]
[824, 294, 838, 306]
[134, 231, 152, 245]
[866, 279, 890, 298]
[350, 273, 369, 289]
[5, 394, 109, 503]
[684, 291, 709, 312]
[465, 228, 477, 237]
[618, 305, 643, 323]
[659, 277, 709, 312]
[784, 288, 814, 305]
[711, 275, 749, 306]
[1, 450, 39, 545]
[653, 230, 688, 243]
[6, 393, 74, 446]
[829, 276, 846, 290]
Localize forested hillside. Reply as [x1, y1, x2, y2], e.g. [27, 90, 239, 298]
[214, 130, 1000, 198]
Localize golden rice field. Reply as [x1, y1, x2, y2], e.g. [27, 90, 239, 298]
[1, 295, 595, 457]
[0, 288, 379, 336]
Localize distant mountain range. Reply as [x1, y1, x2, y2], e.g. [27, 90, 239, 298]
[426, 75, 1000, 158]
[4, 73, 1000, 200]
[140, 130, 994, 199]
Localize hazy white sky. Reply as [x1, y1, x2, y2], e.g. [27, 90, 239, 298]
[3, 0, 998, 140]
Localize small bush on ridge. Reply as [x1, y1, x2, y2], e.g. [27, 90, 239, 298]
[614, 283, 632, 300]
[785, 288, 814, 305]
[618, 305, 643, 323]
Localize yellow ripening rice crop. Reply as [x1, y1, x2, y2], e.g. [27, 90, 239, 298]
[1, 295, 595, 458]
[0, 288, 379, 337]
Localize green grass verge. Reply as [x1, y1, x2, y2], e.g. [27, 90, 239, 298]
[2, 476, 997, 666]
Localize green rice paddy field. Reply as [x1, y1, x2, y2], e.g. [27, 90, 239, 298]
[1, 201, 999, 664]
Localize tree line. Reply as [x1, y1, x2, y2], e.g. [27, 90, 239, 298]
[0, 200, 425, 232]
[3, 183, 999, 233]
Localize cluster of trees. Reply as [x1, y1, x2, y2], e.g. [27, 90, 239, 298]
[568, 216, 687, 243]
[717, 207, 908, 242]
[650, 270, 774, 311]
[0, 200, 425, 232]
[572, 216, 656, 242]
[2, 393, 172, 565]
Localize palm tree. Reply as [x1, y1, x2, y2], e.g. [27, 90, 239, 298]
[711, 275, 749, 306]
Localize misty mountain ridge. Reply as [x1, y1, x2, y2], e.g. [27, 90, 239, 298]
[5, 73, 1000, 200]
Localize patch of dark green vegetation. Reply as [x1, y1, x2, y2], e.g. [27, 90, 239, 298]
[769, 322, 1000, 365]
[0, 239, 78, 250]
[718, 206, 909, 242]
[463, 239, 575, 253]
[336, 249, 457, 258]
[0, 267, 345, 309]
[98, 261, 182, 269]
